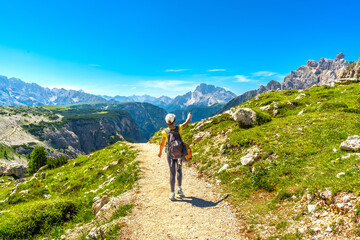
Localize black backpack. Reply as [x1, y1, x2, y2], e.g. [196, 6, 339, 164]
[164, 126, 184, 159]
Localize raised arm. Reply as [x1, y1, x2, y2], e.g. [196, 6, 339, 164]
[181, 112, 192, 128]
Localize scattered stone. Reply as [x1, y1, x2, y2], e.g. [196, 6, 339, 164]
[102, 166, 109, 171]
[93, 196, 100, 202]
[41, 172, 46, 180]
[340, 135, 360, 151]
[57, 172, 63, 176]
[14, 178, 26, 187]
[342, 195, 351, 203]
[44, 194, 51, 199]
[20, 190, 29, 194]
[110, 160, 118, 166]
[218, 164, 229, 173]
[260, 105, 271, 111]
[240, 152, 259, 166]
[326, 226, 332, 232]
[337, 172, 345, 178]
[92, 196, 110, 215]
[232, 108, 257, 127]
[295, 93, 306, 100]
[192, 131, 211, 144]
[320, 189, 332, 205]
[307, 204, 316, 213]
[341, 153, 360, 159]
[333, 148, 337, 152]
[0, 180, 4, 183]
[298, 110, 304, 115]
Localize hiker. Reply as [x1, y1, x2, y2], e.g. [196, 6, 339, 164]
[158, 112, 192, 201]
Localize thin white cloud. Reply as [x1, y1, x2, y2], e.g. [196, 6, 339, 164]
[208, 69, 226, 72]
[234, 75, 253, 82]
[140, 80, 196, 92]
[89, 64, 101, 67]
[252, 71, 277, 77]
[165, 69, 190, 72]
[132, 87, 136, 90]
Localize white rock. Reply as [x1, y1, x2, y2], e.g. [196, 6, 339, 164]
[232, 108, 257, 127]
[336, 172, 345, 178]
[218, 164, 229, 173]
[110, 161, 118, 166]
[192, 131, 211, 144]
[312, 227, 321, 232]
[44, 194, 51, 199]
[298, 110, 304, 115]
[326, 226, 332, 232]
[240, 153, 259, 166]
[307, 204, 316, 213]
[340, 135, 360, 151]
[341, 153, 360, 159]
[102, 166, 109, 171]
[260, 105, 271, 111]
[333, 148, 337, 152]
[342, 195, 351, 203]
[295, 93, 306, 100]
[20, 190, 29, 194]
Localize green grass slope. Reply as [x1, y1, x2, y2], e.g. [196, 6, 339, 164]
[150, 81, 360, 238]
[0, 141, 139, 240]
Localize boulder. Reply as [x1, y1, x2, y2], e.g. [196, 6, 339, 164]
[192, 131, 211, 144]
[0, 163, 27, 178]
[232, 108, 257, 127]
[41, 172, 46, 180]
[340, 135, 360, 151]
[92, 196, 110, 215]
[240, 152, 259, 166]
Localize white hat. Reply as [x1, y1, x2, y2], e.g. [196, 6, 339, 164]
[165, 113, 176, 124]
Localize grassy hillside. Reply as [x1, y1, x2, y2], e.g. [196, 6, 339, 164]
[0, 141, 139, 239]
[151, 81, 360, 238]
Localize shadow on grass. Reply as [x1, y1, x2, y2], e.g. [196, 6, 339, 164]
[174, 194, 230, 208]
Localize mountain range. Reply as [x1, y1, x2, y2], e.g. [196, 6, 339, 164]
[219, 52, 352, 113]
[0, 76, 235, 115]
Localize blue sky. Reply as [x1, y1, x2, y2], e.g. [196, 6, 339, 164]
[0, 0, 359, 97]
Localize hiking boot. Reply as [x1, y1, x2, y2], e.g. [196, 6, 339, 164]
[169, 192, 175, 201]
[177, 187, 184, 196]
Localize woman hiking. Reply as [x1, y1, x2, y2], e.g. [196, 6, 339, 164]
[158, 112, 192, 201]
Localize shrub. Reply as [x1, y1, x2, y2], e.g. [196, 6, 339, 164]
[28, 146, 47, 174]
[0, 200, 78, 239]
[255, 110, 272, 125]
[47, 156, 68, 169]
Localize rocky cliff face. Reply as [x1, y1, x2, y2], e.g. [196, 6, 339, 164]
[220, 53, 351, 113]
[337, 57, 360, 80]
[166, 83, 236, 112]
[0, 75, 108, 106]
[68, 102, 167, 141]
[281, 53, 350, 90]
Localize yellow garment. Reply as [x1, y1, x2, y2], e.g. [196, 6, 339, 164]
[162, 124, 183, 142]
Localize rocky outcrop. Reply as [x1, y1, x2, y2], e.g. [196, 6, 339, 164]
[281, 53, 350, 90]
[0, 162, 27, 178]
[337, 57, 360, 81]
[92, 196, 110, 215]
[219, 53, 351, 113]
[232, 108, 257, 127]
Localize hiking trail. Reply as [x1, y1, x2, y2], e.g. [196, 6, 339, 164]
[121, 143, 248, 240]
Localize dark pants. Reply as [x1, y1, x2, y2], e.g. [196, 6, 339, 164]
[167, 154, 182, 192]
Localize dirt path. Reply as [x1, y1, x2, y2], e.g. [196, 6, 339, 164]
[122, 143, 248, 240]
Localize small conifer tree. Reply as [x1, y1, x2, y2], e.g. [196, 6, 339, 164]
[28, 146, 47, 174]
